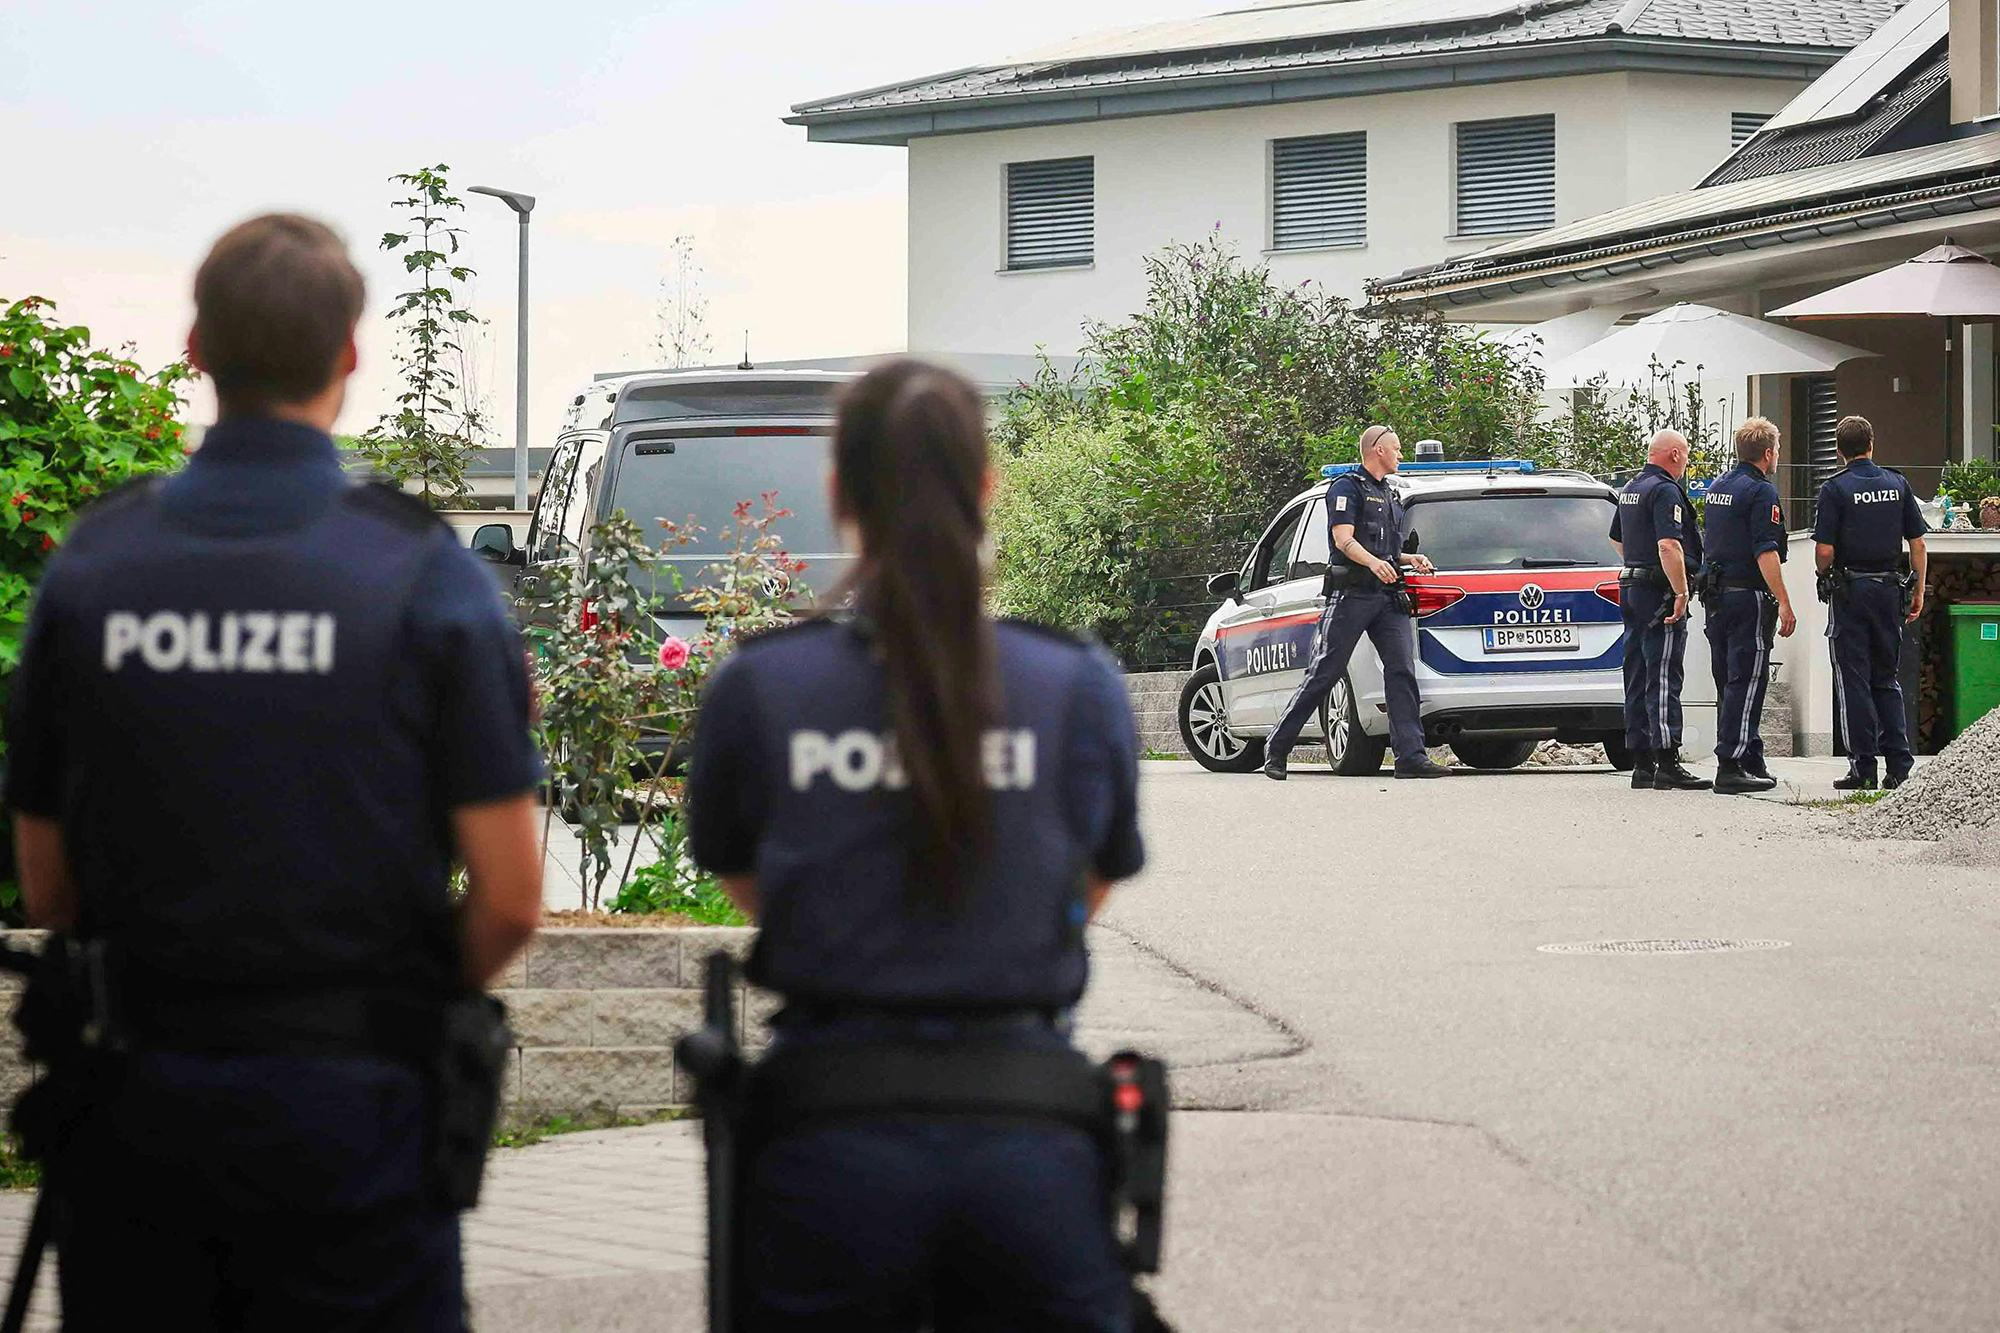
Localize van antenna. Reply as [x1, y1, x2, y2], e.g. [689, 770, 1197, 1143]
[738, 331, 754, 372]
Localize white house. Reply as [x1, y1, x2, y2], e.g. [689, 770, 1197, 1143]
[789, 0, 1895, 356]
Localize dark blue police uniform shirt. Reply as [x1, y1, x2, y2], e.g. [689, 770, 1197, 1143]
[1702, 462, 1786, 580]
[686, 618, 1143, 1010]
[1811, 459, 1928, 572]
[1325, 469, 1404, 567]
[2, 420, 541, 996]
[1611, 463, 1703, 570]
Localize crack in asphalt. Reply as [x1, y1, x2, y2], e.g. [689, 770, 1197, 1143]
[1095, 920, 1313, 1070]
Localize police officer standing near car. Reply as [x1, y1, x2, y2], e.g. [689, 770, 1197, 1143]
[1611, 430, 1711, 790]
[4, 215, 544, 1328]
[1261, 425, 1449, 781]
[1814, 415, 1929, 790]
[686, 359, 1152, 1330]
[1701, 417, 1797, 794]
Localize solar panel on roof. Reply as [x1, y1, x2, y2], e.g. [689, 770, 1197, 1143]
[1762, 0, 1946, 133]
[1010, 0, 1560, 65]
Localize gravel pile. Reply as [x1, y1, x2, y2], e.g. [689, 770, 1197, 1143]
[1852, 706, 2000, 842]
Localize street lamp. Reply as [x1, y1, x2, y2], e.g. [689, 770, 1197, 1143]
[468, 185, 537, 511]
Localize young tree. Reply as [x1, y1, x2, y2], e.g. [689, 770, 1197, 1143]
[358, 165, 483, 507]
[653, 234, 713, 369]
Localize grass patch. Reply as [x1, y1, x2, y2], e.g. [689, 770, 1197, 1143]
[1798, 789, 1894, 809]
[0, 1138, 40, 1192]
[1141, 749, 1188, 761]
[494, 1107, 693, 1150]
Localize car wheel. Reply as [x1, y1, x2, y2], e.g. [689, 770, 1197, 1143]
[1178, 664, 1265, 773]
[1602, 735, 1635, 772]
[1319, 675, 1389, 776]
[1449, 738, 1539, 770]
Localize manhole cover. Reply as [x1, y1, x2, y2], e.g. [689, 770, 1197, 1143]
[1537, 938, 1791, 955]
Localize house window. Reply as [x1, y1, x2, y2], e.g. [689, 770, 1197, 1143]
[1272, 132, 1367, 251]
[1006, 157, 1094, 270]
[1732, 112, 1772, 148]
[1454, 114, 1555, 238]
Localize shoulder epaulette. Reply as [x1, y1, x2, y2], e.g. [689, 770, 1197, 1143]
[998, 617, 1090, 649]
[341, 481, 451, 534]
[62, 473, 166, 540]
[728, 614, 836, 652]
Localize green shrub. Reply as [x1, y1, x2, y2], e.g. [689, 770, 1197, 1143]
[1941, 458, 2000, 516]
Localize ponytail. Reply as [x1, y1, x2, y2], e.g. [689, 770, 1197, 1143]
[828, 361, 997, 912]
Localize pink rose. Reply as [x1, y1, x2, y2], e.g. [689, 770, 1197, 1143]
[658, 636, 691, 670]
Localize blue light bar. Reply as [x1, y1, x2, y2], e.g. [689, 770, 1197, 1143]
[1320, 459, 1539, 479]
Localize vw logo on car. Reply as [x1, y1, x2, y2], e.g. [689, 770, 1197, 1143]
[1518, 584, 1545, 610]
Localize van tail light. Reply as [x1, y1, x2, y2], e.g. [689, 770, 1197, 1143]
[1594, 580, 1622, 607]
[1408, 583, 1466, 618]
[580, 598, 599, 632]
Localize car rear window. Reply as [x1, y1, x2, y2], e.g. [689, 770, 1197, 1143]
[1405, 493, 1618, 571]
[614, 381, 839, 425]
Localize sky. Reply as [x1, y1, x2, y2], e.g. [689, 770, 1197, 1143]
[1, 0, 1218, 455]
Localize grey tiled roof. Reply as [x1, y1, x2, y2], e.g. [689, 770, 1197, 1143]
[792, 0, 1896, 120]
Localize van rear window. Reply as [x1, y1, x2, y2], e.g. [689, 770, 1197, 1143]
[1404, 493, 1618, 571]
[615, 381, 838, 425]
[612, 434, 840, 557]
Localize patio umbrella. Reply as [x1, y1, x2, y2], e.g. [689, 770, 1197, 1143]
[1491, 307, 1624, 366]
[1768, 242, 2000, 467]
[1766, 243, 2000, 320]
[1543, 302, 1876, 387]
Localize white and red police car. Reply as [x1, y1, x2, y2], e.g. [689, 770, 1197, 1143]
[1176, 460, 1718, 774]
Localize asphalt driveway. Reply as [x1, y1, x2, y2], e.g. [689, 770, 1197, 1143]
[1113, 757, 1999, 1333]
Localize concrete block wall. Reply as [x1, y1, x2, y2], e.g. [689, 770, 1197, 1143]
[1124, 670, 1190, 757]
[494, 926, 767, 1124]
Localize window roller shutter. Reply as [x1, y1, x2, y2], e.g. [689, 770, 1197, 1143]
[1455, 115, 1555, 238]
[1007, 158, 1094, 270]
[1272, 133, 1367, 250]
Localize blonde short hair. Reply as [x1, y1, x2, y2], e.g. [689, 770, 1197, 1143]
[1733, 417, 1780, 466]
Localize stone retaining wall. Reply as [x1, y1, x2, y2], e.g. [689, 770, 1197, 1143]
[1125, 670, 1190, 757]
[496, 927, 765, 1124]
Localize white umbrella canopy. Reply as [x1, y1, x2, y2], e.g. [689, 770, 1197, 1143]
[1543, 302, 1877, 386]
[1767, 243, 2000, 319]
[1490, 307, 1624, 365]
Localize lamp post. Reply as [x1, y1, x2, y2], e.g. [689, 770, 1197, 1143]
[468, 185, 536, 510]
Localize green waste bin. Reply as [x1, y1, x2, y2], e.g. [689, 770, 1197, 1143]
[1947, 601, 2000, 741]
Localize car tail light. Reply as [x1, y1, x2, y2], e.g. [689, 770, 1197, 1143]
[1594, 580, 1621, 607]
[580, 598, 599, 631]
[1408, 582, 1466, 617]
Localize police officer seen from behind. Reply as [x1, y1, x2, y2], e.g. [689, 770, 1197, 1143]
[686, 360, 1146, 1330]
[1611, 430, 1711, 790]
[4, 215, 544, 1329]
[1813, 415, 1929, 790]
[1261, 425, 1448, 781]
[1701, 417, 1798, 795]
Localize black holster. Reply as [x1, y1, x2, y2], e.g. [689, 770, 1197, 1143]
[1899, 570, 1920, 619]
[1816, 569, 1843, 605]
[431, 993, 514, 1211]
[1694, 567, 1723, 616]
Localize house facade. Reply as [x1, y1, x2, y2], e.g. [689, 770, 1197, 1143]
[1366, 0, 2000, 758]
[789, 0, 1893, 355]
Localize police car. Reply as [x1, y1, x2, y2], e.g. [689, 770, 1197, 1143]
[1178, 459, 1717, 774]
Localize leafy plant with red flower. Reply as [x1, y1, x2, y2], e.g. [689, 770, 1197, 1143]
[0, 294, 193, 917]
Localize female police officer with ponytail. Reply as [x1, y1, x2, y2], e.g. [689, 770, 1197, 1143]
[686, 359, 1147, 1331]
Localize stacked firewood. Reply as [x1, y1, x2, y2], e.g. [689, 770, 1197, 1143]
[1917, 556, 2000, 749]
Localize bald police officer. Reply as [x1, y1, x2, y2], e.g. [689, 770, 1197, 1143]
[1262, 425, 1448, 781]
[1611, 430, 1711, 791]
[4, 215, 544, 1328]
[1701, 417, 1797, 795]
[1814, 415, 1929, 791]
